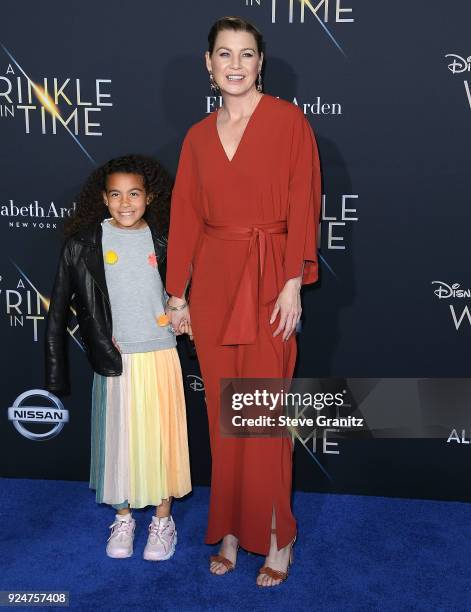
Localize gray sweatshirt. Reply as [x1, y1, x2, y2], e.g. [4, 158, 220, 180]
[101, 219, 176, 354]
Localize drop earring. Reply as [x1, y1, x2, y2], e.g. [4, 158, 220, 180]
[209, 72, 219, 92]
[256, 72, 263, 93]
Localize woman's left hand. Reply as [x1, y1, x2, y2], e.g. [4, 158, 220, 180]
[270, 277, 302, 341]
[178, 320, 194, 340]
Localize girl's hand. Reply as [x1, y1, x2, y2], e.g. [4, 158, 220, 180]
[112, 336, 122, 353]
[270, 277, 302, 342]
[166, 296, 190, 336]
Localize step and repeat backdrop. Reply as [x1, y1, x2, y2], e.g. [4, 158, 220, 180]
[1, 1, 470, 501]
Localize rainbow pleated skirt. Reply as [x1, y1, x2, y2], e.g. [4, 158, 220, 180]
[89, 348, 191, 508]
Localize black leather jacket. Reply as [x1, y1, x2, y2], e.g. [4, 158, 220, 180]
[45, 223, 168, 394]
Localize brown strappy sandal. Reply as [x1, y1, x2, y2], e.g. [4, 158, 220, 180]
[209, 544, 240, 575]
[257, 529, 296, 587]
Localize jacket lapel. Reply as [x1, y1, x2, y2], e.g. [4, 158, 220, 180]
[82, 224, 111, 303]
[150, 226, 168, 287]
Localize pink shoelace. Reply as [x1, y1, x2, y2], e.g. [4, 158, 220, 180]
[148, 519, 174, 550]
[107, 518, 133, 541]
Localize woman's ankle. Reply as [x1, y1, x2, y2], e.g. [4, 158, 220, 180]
[221, 534, 239, 550]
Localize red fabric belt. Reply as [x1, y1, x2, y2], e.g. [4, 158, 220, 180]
[203, 221, 287, 345]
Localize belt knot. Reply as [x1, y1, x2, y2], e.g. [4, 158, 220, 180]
[203, 221, 287, 345]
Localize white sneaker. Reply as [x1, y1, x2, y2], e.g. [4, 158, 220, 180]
[143, 515, 177, 561]
[106, 514, 135, 559]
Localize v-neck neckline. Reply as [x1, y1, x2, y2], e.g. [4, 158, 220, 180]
[214, 94, 266, 164]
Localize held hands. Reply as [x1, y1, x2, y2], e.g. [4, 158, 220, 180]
[270, 277, 302, 342]
[166, 296, 194, 339]
[166, 278, 302, 342]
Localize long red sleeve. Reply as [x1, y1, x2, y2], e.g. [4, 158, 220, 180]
[283, 109, 321, 285]
[166, 131, 203, 297]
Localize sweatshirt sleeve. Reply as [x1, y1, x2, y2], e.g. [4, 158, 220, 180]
[166, 131, 203, 298]
[283, 108, 321, 285]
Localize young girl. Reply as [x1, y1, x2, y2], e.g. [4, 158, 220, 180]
[45, 155, 191, 560]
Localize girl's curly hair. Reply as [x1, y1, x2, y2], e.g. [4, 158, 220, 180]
[64, 154, 172, 238]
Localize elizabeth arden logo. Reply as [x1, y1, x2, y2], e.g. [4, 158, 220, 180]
[206, 95, 342, 116]
[1, 199, 76, 230]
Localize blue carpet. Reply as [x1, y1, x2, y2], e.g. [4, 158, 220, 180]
[1, 478, 470, 611]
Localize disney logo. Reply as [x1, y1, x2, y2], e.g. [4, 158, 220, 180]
[431, 281, 471, 299]
[445, 54, 471, 74]
[187, 374, 205, 391]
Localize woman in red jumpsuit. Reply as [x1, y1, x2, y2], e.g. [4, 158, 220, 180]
[166, 17, 321, 587]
